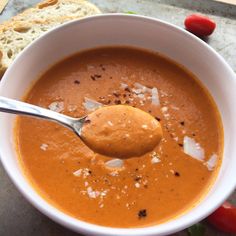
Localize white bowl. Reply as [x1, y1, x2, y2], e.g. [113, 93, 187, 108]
[0, 14, 236, 236]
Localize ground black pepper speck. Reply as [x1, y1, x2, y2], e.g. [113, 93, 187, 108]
[138, 209, 147, 219]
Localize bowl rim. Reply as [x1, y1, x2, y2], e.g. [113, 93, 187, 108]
[1, 13, 236, 236]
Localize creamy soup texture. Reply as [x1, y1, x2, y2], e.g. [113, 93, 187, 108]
[15, 47, 223, 227]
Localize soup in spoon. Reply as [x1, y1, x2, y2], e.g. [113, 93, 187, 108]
[81, 105, 162, 158]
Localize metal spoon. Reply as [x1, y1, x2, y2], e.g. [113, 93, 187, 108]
[0, 96, 86, 136]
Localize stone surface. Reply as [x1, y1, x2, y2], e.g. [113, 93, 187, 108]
[0, 0, 236, 235]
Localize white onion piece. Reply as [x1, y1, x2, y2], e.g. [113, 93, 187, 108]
[151, 87, 160, 106]
[105, 159, 124, 168]
[183, 136, 205, 161]
[83, 97, 103, 111]
[205, 154, 218, 171]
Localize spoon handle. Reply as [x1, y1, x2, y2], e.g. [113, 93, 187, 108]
[0, 96, 76, 130]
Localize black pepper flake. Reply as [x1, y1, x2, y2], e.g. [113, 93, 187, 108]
[109, 76, 113, 79]
[94, 74, 102, 78]
[99, 64, 106, 71]
[91, 74, 102, 80]
[84, 119, 91, 124]
[135, 168, 139, 171]
[124, 87, 131, 93]
[103, 100, 111, 105]
[178, 143, 183, 147]
[155, 117, 161, 121]
[88, 170, 92, 174]
[113, 92, 120, 97]
[192, 133, 196, 137]
[174, 171, 180, 177]
[74, 80, 80, 84]
[134, 176, 141, 181]
[180, 121, 185, 126]
[90, 75, 96, 81]
[138, 209, 147, 219]
[114, 100, 121, 105]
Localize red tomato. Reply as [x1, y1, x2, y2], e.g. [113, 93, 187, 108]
[184, 14, 216, 37]
[207, 201, 236, 233]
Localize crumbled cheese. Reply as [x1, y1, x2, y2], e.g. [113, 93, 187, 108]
[68, 104, 77, 112]
[173, 137, 179, 142]
[120, 82, 129, 89]
[73, 169, 82, 177]
[82, 168, 91, 178]
[151, 151, 160, 163]
[151, 87, 160, 106]
[183, 136, 205, 161]
[171, 105, 179, 110]
[87, 65, 95, 70]
[132, 88, 143, 95]
[87, 187, 100, 199]
[83, 97, 103, 111]
[205, 154, 218, 171]
[110, 171, 119, 176]
[100, 190, 108, 197]
[142, 124, 148, 129]
[40, 143, 48, 151]
[135, 183, 140, 188]
[105, 159, 124, 169]
[48, 101, 64, 113]
[160, 90, 168, 96]
[164, 113, 170, 119]
[161, 106, 168, 113]
[134, 82, 152, 93]
[73, 168, 91, 178]
[151, 156, 161, 164]
[107, 121, 113, 126]
[137, 94, 145, 99]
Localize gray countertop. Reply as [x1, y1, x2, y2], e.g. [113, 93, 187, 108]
[0, 1, 236, 235]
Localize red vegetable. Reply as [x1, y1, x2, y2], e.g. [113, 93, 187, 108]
[207, 201, 236, 233]
[184, 14, 216, 37]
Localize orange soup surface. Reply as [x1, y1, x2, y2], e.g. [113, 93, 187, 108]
[15, 47, 223, 227]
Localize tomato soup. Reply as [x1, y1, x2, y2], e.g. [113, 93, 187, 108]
[15, 47, 223, 227]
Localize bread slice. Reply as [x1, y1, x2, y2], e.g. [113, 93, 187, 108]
[0, 0, 101, 77]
